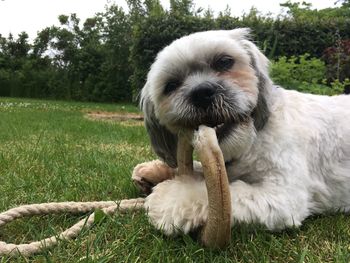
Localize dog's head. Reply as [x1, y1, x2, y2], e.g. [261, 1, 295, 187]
[141, 28, 272, 167]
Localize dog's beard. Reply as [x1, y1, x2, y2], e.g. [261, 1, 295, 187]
[162, 89, 252, 140]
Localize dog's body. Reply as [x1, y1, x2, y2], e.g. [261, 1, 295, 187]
[133, 29, 350, 235]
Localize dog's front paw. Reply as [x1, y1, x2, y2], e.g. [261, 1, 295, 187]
[145, 176, 208, 235]
[132, 160, 175, 195]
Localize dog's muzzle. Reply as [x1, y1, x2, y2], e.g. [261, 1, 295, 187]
[190, 81, 218, 109]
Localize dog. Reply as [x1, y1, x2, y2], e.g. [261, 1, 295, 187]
[132, 28, 350, 235]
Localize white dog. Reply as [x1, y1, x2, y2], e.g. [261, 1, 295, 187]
[132, 28, 350, 235]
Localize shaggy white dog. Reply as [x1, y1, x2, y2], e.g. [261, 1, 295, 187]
[132, 28, 350, 235]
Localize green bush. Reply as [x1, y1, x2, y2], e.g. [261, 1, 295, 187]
[270, 54, 326, 86]
[270, 54, 347, 95]
[1, 1, 350, 102]
[323, 39, 350, 82]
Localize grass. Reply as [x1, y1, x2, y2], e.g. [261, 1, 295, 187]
[0, 97, 350, 262]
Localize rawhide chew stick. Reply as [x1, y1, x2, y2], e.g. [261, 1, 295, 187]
[177, 126, 231, 248]
[194, 125, 231, 248]
[177, 130, 194, 175]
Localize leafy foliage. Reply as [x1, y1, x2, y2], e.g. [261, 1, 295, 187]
[323, 38, 350, 82]
[270, 54, 348, 95]
[271, 54, 326, 86]
[0, 0, 349, 102]
[0, 10, 133, 102]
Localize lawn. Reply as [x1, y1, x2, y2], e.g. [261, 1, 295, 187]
[0, 97, 350, 262]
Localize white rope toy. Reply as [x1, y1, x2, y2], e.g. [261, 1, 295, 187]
[0, 198, 144, 257]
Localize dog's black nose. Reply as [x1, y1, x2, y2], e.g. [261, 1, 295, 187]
[190, 82, 217, 108]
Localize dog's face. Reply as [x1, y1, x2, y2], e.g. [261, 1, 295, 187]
[141, 28, 271, 167]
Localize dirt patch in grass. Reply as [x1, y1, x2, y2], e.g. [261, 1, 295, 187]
[86, 111, 144, 122]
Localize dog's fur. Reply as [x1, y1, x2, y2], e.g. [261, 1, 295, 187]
[132, 28, 350, 235]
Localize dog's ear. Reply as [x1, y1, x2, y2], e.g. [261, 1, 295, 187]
[140, 87, 178, 168]
[241, 37, 271, 131]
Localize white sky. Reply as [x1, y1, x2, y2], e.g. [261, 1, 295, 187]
[0, 0, 339, 41]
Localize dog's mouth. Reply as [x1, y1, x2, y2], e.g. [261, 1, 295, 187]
[208, 122, 224, 132]
[213, 123, 224, 130]
[200, 121, 237, 141]
[173, 114, 240, 142]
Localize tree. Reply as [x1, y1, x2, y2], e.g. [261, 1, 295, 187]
[170, 0, 193, 16]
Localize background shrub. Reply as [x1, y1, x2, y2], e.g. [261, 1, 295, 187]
[270, 54, 348, 95]
[323, 38, 350, 83]
[0, 0, 349, 102]
[270, 54, 326, 86]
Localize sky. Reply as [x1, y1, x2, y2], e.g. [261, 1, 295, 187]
[0, 0, 339, 41]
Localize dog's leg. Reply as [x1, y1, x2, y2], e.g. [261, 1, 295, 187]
[228, 180, 309, 230]
[145, 177, 310, 235]
[132, 160, 176, 195]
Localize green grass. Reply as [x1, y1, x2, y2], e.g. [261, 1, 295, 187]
[0, 97, 350, 262]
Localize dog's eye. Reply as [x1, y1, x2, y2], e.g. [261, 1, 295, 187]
[164, 80, 181, 95]
[212, 55, 235, 72]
